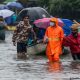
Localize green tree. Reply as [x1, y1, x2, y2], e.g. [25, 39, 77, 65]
[37, 0, 50, 10]
[49, 0, 80, 19]
[0, 0, 6, 3]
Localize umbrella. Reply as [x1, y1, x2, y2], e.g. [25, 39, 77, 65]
[0, 4, 8, 10]
[62, 19, 73, 36]
[0, 9, 14, 18]
[33, 18, 64, 29]
[7, 2, 23, 9]
[58, 18, 64, 27]
[17, 7, 51, 22]
[34, 18, 51, 29]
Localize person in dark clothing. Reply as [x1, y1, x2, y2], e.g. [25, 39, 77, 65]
[0, 16, 7, 40]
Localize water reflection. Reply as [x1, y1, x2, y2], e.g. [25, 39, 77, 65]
[47, 62, 63, 72]
[70, 61, 80, 70]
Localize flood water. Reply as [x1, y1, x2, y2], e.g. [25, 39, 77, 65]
[0, 31, 80, 80]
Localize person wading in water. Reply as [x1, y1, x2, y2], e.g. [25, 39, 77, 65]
[12, 15, 36, 59]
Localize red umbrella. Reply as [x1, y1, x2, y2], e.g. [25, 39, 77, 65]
[34, 18, 64, 29]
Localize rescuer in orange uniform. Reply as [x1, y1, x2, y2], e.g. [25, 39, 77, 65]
[44, 18, 64, 63]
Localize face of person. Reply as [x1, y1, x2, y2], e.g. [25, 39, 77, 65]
[50, 21, 56, 27]
[23, 16, 29, 23]
[71, 29, 78, 38]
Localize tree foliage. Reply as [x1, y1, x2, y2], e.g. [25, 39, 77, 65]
[38, 0, 80, 20]
[49, 0, 80, 19]
[37, 0, 50, 10]
[0, 0, 6, 3]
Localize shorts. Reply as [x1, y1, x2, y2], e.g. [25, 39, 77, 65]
[17, 42, 27, 53]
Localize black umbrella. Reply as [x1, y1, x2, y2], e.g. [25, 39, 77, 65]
[17, 7, 51, 22]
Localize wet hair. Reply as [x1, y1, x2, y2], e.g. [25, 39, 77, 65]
[22, 15, 29, 20]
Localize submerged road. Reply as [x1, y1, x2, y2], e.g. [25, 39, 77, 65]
[0, 31, 80, 80]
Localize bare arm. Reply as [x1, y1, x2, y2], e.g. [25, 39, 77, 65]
[43, 28, 49, 44]
[73, 20, 80, 26]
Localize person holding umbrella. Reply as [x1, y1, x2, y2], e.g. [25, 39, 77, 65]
[12, 15, 36, 59]
[43, 18, 64, 63]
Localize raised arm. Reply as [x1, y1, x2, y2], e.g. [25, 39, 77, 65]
[73, 20, 80, 26]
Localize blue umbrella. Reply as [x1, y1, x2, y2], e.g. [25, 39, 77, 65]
[0, 4, 9, 10]
[7, 2, 23, 9]
[62, 19, 73, 36]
